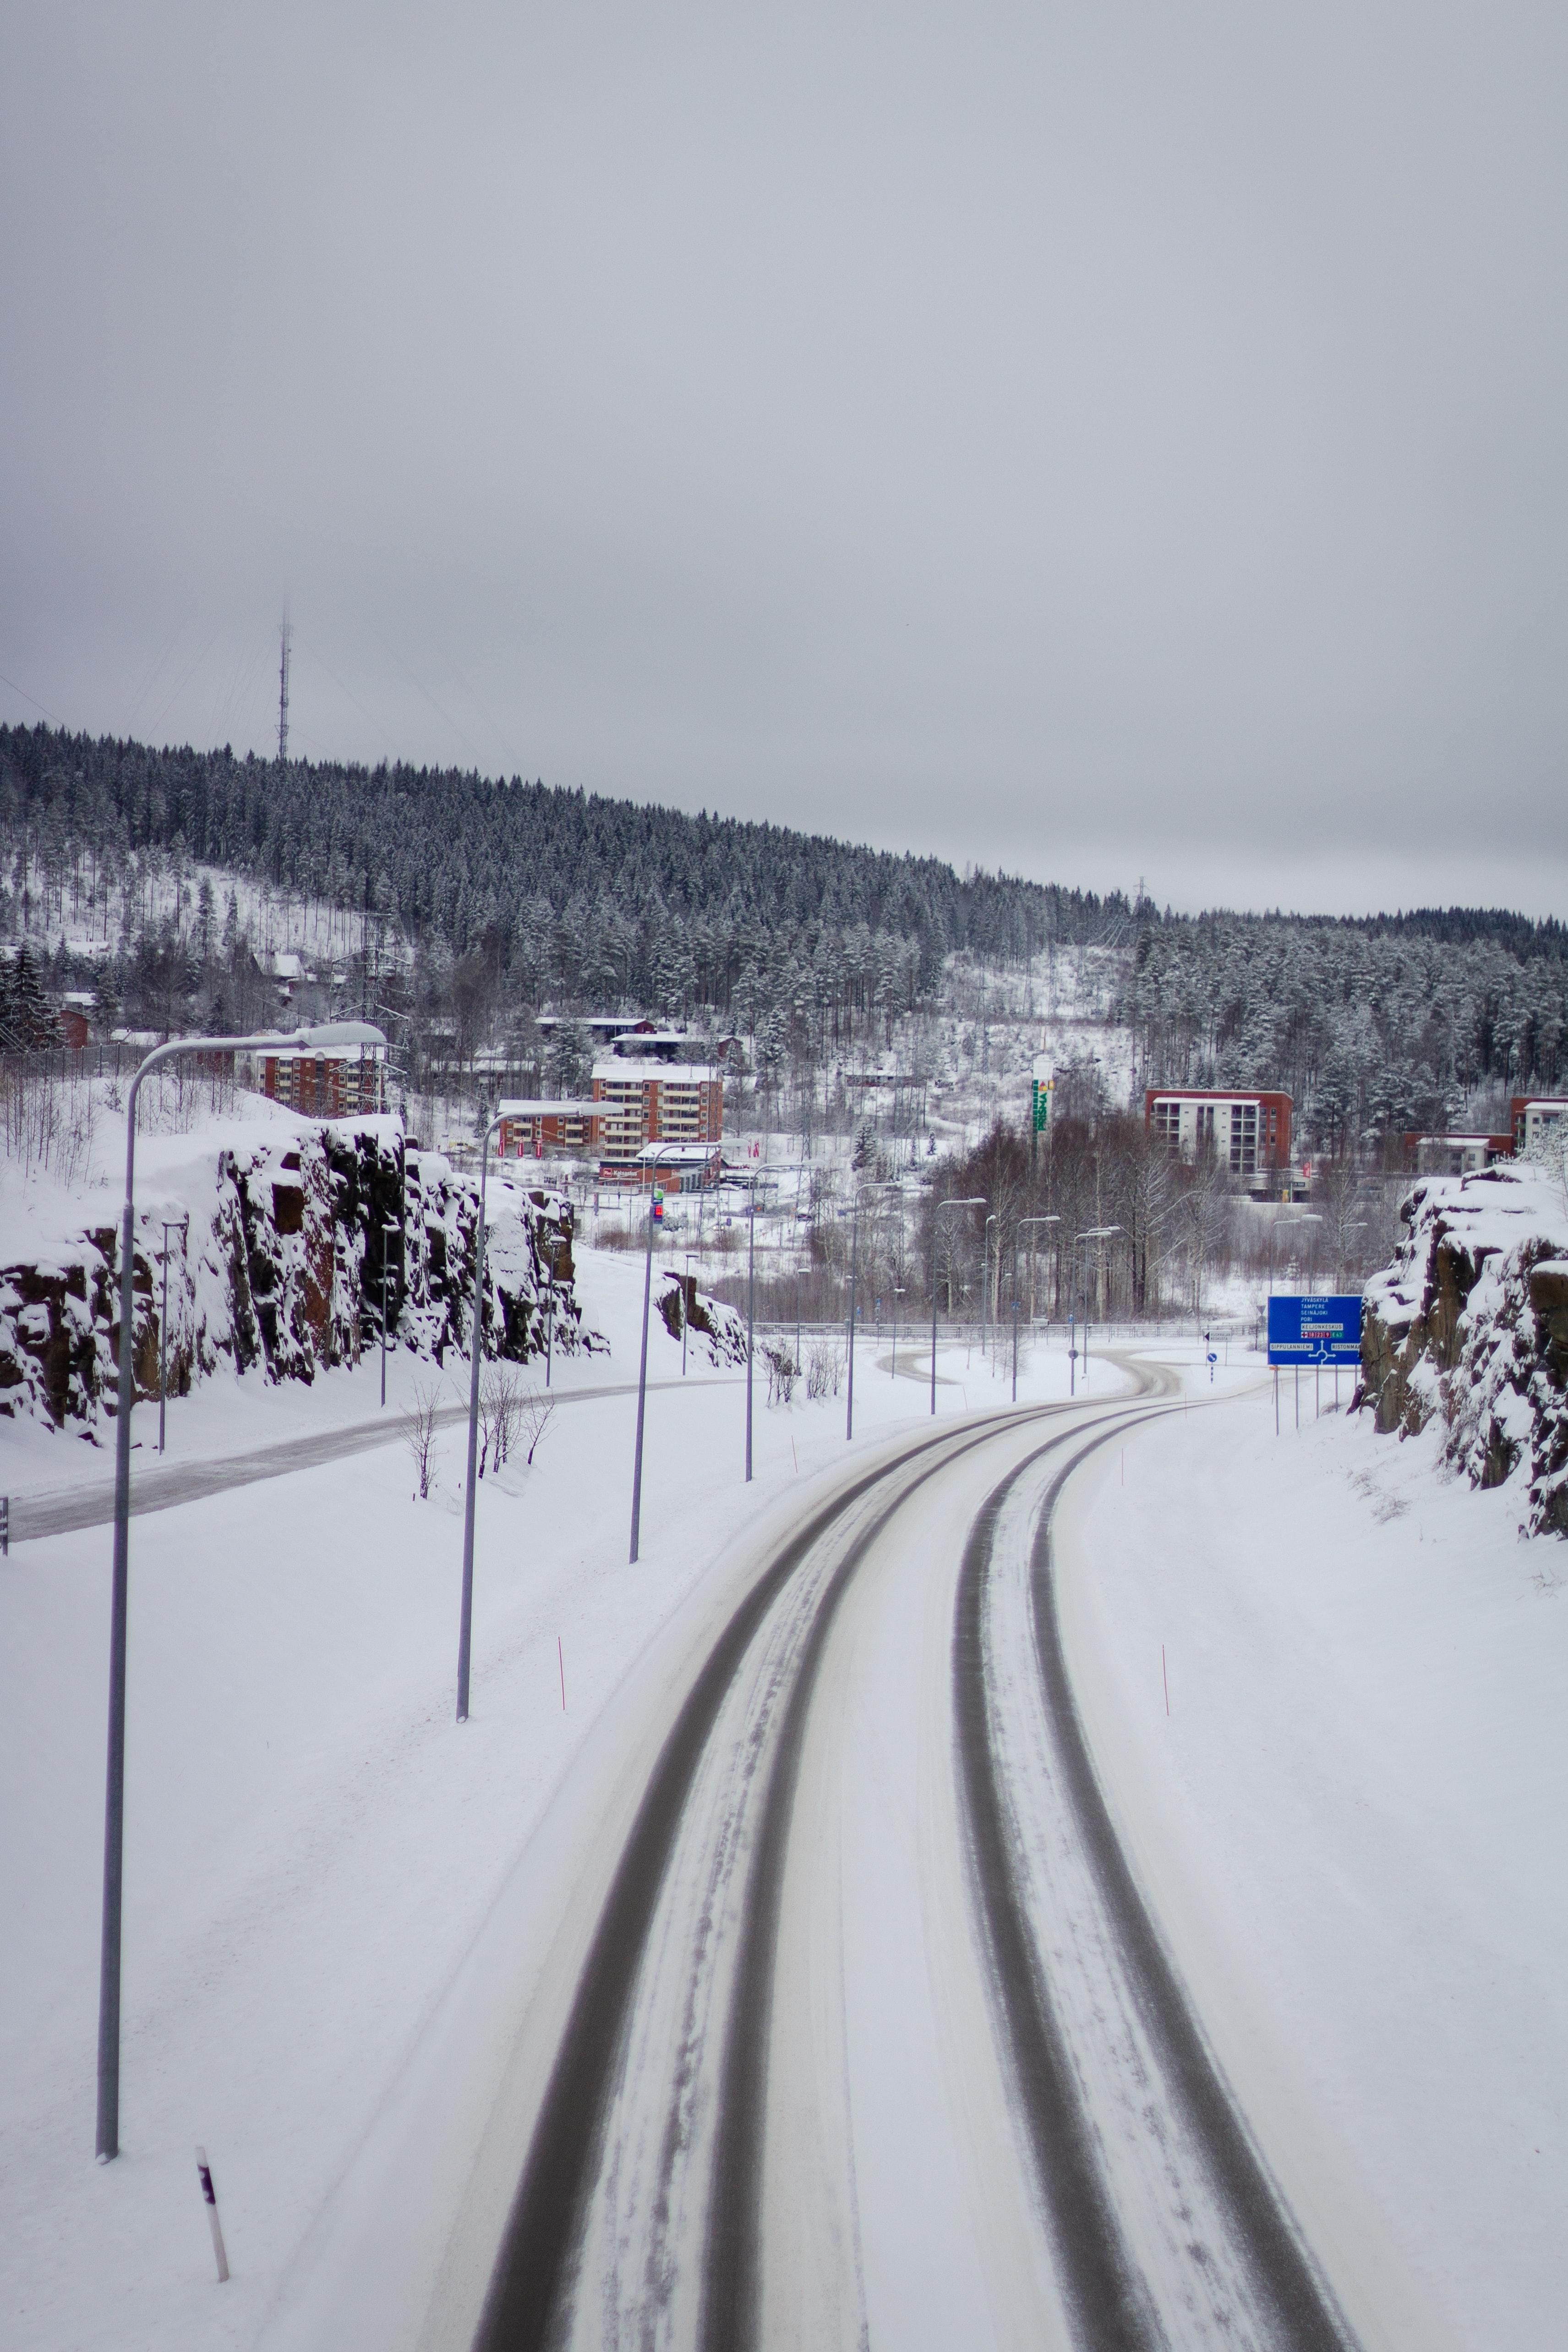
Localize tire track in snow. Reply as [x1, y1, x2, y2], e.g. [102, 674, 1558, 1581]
[471, 1397, 1133, 2352]
[954, 1405, 1360, 2352]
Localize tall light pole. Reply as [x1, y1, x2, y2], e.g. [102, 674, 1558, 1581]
[96, 1020, 384, 2163]
[891, 1285, 905, 1378]
[1070, 1225, 1120, 1394]
[379, 1219, 400, 1407]
[930, 1196, 986, 1414]
[457, 1110, 509, 1723]
[157, 1216, 187, 1454]
[982, 1212, 998, 1358]
[1268, 1214, 1321, 1295]
[543, 1235, 560, 1388]
[846, 1180, 900, 1441]
[1018, 1215, 1059, 1333]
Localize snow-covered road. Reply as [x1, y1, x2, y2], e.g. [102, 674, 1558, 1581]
[467, 1370, 1353, 2352]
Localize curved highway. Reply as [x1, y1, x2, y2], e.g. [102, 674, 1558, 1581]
[469, 1367, 1357, 2352]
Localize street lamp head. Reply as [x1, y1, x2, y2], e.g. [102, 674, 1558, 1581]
[295, 1020, 388, 1050]
[935, 1195, 986, 1213]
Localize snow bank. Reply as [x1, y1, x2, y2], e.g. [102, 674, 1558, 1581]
[1360, 1161, 1568, 1534]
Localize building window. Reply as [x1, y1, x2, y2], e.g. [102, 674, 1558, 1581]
[1229, 1103, 1258, 1175]
[1153, 1100, 1182, 1155]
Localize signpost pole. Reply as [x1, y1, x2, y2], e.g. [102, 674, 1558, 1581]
[1274, 1368, 1279, 1434]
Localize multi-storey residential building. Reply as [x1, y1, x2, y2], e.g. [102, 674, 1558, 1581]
[1511, 1097, 1568, 1154]
[497, 1099, 600, 1157]
[256, 1042, 387, 1118]
[1144, 1088, 1292, 1189]
[592, 1057, 723, 1182]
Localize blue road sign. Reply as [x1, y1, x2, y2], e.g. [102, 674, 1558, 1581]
[1268, 1294, 1362, 1367]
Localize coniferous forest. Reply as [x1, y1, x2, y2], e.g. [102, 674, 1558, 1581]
[2, 721, 1567, 1149]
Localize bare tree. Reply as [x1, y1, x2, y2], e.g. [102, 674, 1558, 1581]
[518, 1386, 558, 1465]
[404, 1380, 443, 1499]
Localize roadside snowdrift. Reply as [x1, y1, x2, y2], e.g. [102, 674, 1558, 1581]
[1359, 1161, 1568, 1534]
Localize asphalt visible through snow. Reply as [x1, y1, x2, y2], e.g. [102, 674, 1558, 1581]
[470, 1369, 1360, 2352]
[8, 1376, 738, 1543]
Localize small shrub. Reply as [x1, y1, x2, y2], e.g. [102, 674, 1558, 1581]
[519, 1386, 558, 1464]
[404, 1380, 443, 1498]
[806, 1340, 843, 1400]
[763, 1342, 798, 1405]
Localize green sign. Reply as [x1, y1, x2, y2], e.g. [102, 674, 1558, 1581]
[1032, 1077, 1052, 1132]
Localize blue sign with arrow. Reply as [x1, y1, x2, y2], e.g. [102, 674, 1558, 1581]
[1268, 1294, 1362, 1367]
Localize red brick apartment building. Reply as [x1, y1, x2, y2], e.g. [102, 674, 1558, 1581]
[592, 1057, 723, 1183]
[497, 1099, 599, 1156]
[256, 1043, 387, 1117]
[1144, 1088, 1292, 1188]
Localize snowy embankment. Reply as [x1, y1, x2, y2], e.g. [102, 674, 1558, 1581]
[1359, 1160, 1568, 1534]
[0, 1094, 595, 1438]
[1067, 1384, 1568, 2350]
[0, 1291, 1100, 2351]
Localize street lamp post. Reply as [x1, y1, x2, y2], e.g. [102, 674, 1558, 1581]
[1268, 1213, 1321, 1295]
[846, 1180, 900, 1441]
[930, 1197, 986, 1414]
[96, 1020, 384, 2163]
[982, 1212, 998, 1360]
[544, 1236, 559, 1388]
[1018, 1216, 1059, 1362]
[456, 1110, 509, 1723]
[379, 1219, 400, 1407]
[891, 1285, 905, 1378]
[1070, 1226, 1120, 1394]
[157, 1216, 187, 1453]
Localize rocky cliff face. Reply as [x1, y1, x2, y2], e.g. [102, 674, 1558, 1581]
[0, 1119, 597, 1435]
[1358, 1163, 1568, 1536]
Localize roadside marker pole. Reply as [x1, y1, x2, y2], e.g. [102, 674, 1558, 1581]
[1162, 1646, 1169, 1716]
[195, 2146, 229, 2282]
[558, 1636, 566, 1711]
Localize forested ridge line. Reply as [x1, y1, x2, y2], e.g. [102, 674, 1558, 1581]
[0, 722, 1115, 970]
[5, 721, 1559, 970]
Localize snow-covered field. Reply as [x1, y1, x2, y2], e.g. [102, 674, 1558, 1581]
[1, 1260, 1562, 2348]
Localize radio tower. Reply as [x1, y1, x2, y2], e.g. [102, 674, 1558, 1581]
[277, 608, 291, 766]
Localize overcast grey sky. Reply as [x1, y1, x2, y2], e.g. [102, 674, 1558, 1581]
[2, 3, 1564, 918]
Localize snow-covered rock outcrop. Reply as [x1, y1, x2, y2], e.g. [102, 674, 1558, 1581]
[0, 1117, 596, 1434]
[1358, 1163, 1568, 1536]
[655, 1271, 748, 1369]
